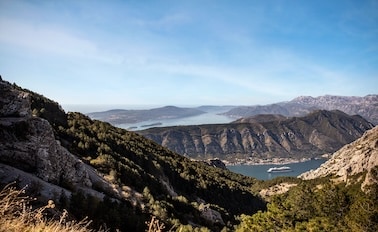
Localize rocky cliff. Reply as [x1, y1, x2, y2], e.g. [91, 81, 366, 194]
[223, 95, 378, 125]
[299, 126, 378, 189]
[138, 110, 374, 161]
[0, 78, 119, 199]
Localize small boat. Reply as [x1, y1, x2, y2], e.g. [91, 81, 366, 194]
[267, 166, 292, 173]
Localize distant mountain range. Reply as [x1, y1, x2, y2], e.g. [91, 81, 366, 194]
[88, 105, 205, 124]
[222, 95, 378, 125]
[138, 110, 374, 161]
[87, 95, 378, 127]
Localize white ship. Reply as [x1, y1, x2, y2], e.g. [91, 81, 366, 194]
[267, 166, 292, 173]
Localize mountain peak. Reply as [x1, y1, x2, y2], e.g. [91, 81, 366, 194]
[224, 94, 378, 124]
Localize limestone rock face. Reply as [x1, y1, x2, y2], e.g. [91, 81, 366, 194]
[0, 79, 92, 188]
[299, 126, 378, 189]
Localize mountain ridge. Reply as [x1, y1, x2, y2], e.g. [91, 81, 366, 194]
[85, 94, 377, 129]
[138, 110, 374, 162]
[223, 94, 378, 125]
[231, 114, 288, 124]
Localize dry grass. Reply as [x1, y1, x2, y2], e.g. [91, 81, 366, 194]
[0, 183, 94, 232]
[146, 216, 165, 232]
[0, 183, 169, 232]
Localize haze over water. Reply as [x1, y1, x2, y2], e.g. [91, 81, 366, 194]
[63, 104, 162, 114]
[119, 110, 234, 130]
[63, 104, 236, 130]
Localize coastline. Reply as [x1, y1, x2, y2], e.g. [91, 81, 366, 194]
[224, 156, 329, 166]
[226, 158, 329, 180]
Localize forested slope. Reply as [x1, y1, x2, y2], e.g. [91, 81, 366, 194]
[0, 78, 265, 231]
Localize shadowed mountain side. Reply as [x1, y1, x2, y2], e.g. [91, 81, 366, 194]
[138, 110, 374, 161]
[232, 114, 288, 124]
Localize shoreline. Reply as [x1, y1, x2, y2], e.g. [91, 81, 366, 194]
[224, 157, 328, 166]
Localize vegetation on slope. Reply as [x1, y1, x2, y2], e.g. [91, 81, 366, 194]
[2, 80, 377, 232]
[19, 85, 265, 231]
[236, 169, 378, 232]
[54, 112, 265, 231]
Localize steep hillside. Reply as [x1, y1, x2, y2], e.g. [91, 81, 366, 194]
[138, 110, 374, 161]
[0, 78, 265, 231]
[299, 126, 378, 189]
[237, 126, 378, 231]
[222, 95, 378, 125]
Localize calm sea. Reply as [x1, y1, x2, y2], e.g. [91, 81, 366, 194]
[117, 111, 234, 130]
[227, 159, 326, 180]
[62, 104, 235, 130]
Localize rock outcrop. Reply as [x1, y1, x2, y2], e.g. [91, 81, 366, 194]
[0, 79, 119, 200]
[0, 79, 31, 117]
[199, 203, 225, 226]
[202, 158, 227, 170]
[0, 116, 92, 187]
[138, 110, 374, 161]
[0, 79, 91, 186]
[299, 126, 378, 189]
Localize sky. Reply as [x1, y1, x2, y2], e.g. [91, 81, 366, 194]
[0, 0, 377, 108]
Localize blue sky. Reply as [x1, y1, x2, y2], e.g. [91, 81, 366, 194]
[0, 0, 377, 107]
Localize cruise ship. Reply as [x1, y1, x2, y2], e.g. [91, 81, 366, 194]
[267, 166, 292, 173]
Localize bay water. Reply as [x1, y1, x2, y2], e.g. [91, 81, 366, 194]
[62, 104, 235, 130]
[227, 159, 326, 180]
[117, 111, 234, 130]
